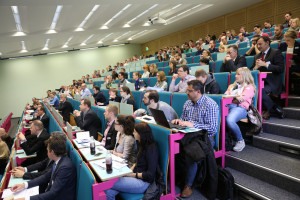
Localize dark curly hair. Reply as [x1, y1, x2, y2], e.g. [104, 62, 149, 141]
[117, 115, 135, 136]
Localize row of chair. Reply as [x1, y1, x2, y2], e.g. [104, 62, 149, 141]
[0, 112, 13, 133]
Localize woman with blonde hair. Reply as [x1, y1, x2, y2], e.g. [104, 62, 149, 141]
[225, 67, 256, 152]
[142, 64, 150, 78]
[290, 18, 300, 32]
[154, 71, 168, 91]
[149, 64, 158, 77]
[0, 140, 10, 174]
[218, 45, 227, 53]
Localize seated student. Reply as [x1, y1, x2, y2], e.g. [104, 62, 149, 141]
[93, 86, 107, 106]
[101, 105, 118, 150]
[290, 18, 300, 31]
[220, 36, 228, 45]
[133, 72, 147, 91]
[11, 132, 66, 193]
[31, 106, 49, 130]
[157, 55, 163, 63]
[244, 35, 261, 56]
[120, 86, 135, 109]
[220, 45, 246, 73]
[195, 42, 204, 56]
[183, 43, 192, 54]
[112, 115, 137, 167]
[175, 53, 188, 65]
[105, 122, 158, 200]
[50, 92, 59, 109]
[111, 71, 118, 80]
[195, 69, 220, 94]
[0, 128, 13, 150]
[0, 140, 10, 175]
[270, 24, 285, 43]
[164, 53, 170, 61]
[236, 33, 249, 44]
[225, 67, 255, 152]
[200, 57, 210, 67]
[154, 71, 168, 91]
[58, 94, 73, 123]
[107, 88, 121, 103]
[120, 68, 128, 79]
[168, 60, 178, 76]
[105, 75, 114, 89]
[251, 36, 285, 119]
[11, 135, 76, 200]
[17, 120, 50, 167]
[80, 83, 91, 100]
[73, 99, 102, 139]
[171, 80, 219, 197]
[118, 72, 130, 88]
[149, 64, 158, 77]
[218, 44, 227, 53]
[169, 65, 196, 93]
[208, 40, 219, 53]
[253, 24, 269, 36]
[143, 90, 178, 122]
[201, 49, 214, 61]
[142, 64, 150, 78]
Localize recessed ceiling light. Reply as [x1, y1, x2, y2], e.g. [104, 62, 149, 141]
[62, 45, 68, 48]
[97, 41, 103, 44]
[11, 6, 26, 36]
[20, 49, 28, 53]
[80, 34, 94, 46]
[97, 33, 114, 44]
[62, 36, 73, 48]
[20, 41, 28, 52]
[123, 24, 131, 28]
[47, 5, 63, 34]
[13, 31, 26, 36]
[100, 4, 131, 29]
[142, 22, 151, 27]
[100, 25, 108, 30]
[0, 52, 2, 56]
[113, 39, 118, 42]
[75, 5, 100, 32]
[42, 39, 50, 50]
[125, 4, 158, 27]
[46, 30, 57, 34]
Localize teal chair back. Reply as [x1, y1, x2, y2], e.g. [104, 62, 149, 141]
[245, 56, 254, 69]
[162, 67, 170, 76]
[132, 91, 143, 109]
[149, 77, 157, 87]
[171, 93, 188, 118]
[158, 92, 172, 105]
[214, 72, 229, 94]
[77, 162, 95, 200]
[214, 60, 223, 73]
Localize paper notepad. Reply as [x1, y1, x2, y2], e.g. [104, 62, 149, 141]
[94, 159, 127, 170]
[2, 186, 39, 199]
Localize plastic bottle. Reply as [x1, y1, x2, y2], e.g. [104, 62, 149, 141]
[106, 150, 113, 174]
[90, 136, 95, 155]
[247, 40, 250, 48]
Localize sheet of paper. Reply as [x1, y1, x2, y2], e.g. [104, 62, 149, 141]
[76, 131, 90, 140]
[94, 160, 127, 170]
[112, 154, 125, 163]
[2, 186, 39, 199]
[80, 140, 101, 147]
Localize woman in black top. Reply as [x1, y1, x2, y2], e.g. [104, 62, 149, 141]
[168, 60, 178, 76]
[107, 88, 121, 104]
[105, 122, 159, 200]
[149, 64, 158, 77]
[120, 86, 135, 109]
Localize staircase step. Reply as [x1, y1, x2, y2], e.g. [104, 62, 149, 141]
[283, 107, 300, 120]
[287, 96, 300, 108]
[227, 168, 300, 200]
[253, 133, 300, 159]
[263, 118, 300, 140]
[226, 146, 300, 195]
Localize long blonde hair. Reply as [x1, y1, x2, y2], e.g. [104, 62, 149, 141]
[230, 67, 256, 92]
[0, 141, 10, 159]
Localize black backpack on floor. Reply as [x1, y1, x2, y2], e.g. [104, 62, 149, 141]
[217, 166, 235, 200]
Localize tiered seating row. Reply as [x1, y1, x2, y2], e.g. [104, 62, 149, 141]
[0, 112, 13, 133]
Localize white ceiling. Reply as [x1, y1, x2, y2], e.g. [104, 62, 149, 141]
[0, 0, 263, 58]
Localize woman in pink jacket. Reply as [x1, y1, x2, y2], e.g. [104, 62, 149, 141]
[225, 67, 255, 152]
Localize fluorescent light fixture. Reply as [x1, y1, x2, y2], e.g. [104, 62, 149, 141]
[113, 31, 131, 42]
[97, 33, 114, 44]
[80, 34, 94, 46]
[11, 6, 26, 36]
[142, 22, 151, 26]
[109, 44, 125, 47]
[127, 29, 155, 41]
[101, 4, 131, 29]
[48, 51, 68, 55]
[20, 49, 28, 53]
[0, 52, 2, 56]
[20, 41, 28, 53]
[42, 39, 50, 50]
[62, 36, 73, 48]
[124, 4, 158, 27]
[47, 5, 63, 34]
[75, 5, 100, 31]
[166, 4, 212, 24]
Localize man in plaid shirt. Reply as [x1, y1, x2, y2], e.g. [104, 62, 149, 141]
[171, 80, 219, 197]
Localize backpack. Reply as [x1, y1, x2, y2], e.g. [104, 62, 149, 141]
[143, 166, 166, 200]
[247, 104, 263, 135]
[217, 166, 235, 200]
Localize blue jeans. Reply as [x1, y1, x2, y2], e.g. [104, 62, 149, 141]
[105, 177, 150, 200]
[226, 104, 247, 141]
[186, 137, 215, 186]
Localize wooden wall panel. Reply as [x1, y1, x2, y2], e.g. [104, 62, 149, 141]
[225, 9, 247, 31]
[247, 0, 274, 22]
[142, 0, 299, 56]
[207, 16, 225, 37]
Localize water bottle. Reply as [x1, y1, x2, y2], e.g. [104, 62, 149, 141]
[90, 136, 95, 155]
[247, 40, 250, 48]
[106, 150, 113, 174]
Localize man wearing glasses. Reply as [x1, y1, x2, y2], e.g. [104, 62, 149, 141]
[220, 45, 246, 72]
[169, 65, 196, 93]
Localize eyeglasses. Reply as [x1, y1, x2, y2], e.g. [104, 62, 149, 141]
[186, 89, 195, 93]
[178, 70, 184, 72]
[227, 51, 235, 54]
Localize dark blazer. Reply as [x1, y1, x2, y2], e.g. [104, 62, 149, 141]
[20, 130, 50, 167]
[220, 55, 247, 72]
[28, 156, 76, 200]
[58, 100, 73, 123]
[93, 92, 107, 105]
[33, 114, 49, 131]
[74, 109, 102, 139]
[251, 48, 284, 94]
[105, 95, 122, 105]
[103, 121, 118, 150]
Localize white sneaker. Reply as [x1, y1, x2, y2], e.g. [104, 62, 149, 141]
[233, 140, 245, 152]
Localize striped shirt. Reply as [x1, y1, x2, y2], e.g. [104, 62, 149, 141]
[180, 95, 219, 137]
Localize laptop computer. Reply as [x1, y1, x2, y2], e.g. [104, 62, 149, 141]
[149, 108, 186, 130]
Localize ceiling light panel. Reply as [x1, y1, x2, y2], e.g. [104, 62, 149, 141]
[126, 4, 158, 25]
[100, 4, 131, 29]
[75, 5, 100, 31]
[11, 6, 26, 36]
[152, 4, 182, 20]
[98, 33, 114, 44]
[113, 31, 131, 42]
[81, 34, 94, 45]
[128, 29, 155, 40]
[42, 39, 50, 50]
[48, 5, 63, 33]
[62, 36, 73, 48]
